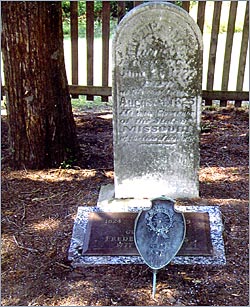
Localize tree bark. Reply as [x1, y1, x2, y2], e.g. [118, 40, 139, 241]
[1, 1, 79, 169]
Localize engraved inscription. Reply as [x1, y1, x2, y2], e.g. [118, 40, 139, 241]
[113, 2, 203, 198]
[105, 218, 121, 224]
[105, 235, 134, 249]
[82, 212, 139, 255]
[83, 212, 213, 256]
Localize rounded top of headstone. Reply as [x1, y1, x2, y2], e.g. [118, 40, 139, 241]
[113, 1, 203, 49]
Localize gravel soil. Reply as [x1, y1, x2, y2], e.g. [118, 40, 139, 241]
[1, 106, 249, 306]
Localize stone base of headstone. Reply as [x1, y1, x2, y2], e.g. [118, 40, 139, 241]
[97, 184, 152, 210]
[68, 188, 226, 268]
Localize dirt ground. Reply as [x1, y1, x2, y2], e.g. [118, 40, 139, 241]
[1, 105, 249, 306]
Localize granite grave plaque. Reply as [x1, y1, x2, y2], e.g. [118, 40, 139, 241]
[68, 205, 226, 266]
[82, 211, 213, 256]
[113, 2, 203, 199]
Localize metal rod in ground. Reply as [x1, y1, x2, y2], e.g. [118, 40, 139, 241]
[152, 269, 158, 298]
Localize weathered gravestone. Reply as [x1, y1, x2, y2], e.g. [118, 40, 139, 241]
[112, 1, 203, 199]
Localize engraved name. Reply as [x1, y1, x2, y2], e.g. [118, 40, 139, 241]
[104, 235, 134, 249]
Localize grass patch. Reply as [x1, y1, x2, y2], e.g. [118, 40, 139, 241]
[71, 95, 112, 111]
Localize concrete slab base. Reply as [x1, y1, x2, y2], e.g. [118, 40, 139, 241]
[97, 184, 152, 210]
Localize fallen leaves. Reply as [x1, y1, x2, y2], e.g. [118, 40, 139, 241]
[1, 107, 249, 306]
[12, 235, 40, 253]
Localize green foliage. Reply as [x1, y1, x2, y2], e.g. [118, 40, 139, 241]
[71, 95, 112, 111]
[62, 1, 87, 20]
[63, 18, 117, 39]
[62, 1, 118, 38]
[60, 148, 77, 169]
[62, 20, 70, 36]
[205, 21, 243, 34]
[78, 1, 86, 18]
[62, 1, 70, 19]
[60, 158, 76, 169]
[62, 0, 244, 36]
[190, 1, 198, 9]
[93, 1, 102, 20]
[200, 122, 214, 133]
[174, 1, 182, 7]
[62, 1, 118, 21]
[234, 22, 244, 33]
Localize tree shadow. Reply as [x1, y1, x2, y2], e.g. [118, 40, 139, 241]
[1, 170, 249, 306]
[1, 108, 249, 305]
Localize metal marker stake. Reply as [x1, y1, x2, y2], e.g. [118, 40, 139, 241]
[152, 269, 158, 298]
[134, 197, 186, 299]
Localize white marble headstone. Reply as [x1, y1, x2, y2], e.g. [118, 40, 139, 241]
[112, 2, 203, 199]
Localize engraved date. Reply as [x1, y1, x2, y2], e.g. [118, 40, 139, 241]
[105, 219, 121, 224]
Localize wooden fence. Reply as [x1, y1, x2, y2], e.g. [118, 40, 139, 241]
[1, 1, 248, 106]
[67, 1, 249, 107]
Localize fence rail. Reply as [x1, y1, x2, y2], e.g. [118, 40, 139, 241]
[66, 1, 248, 107]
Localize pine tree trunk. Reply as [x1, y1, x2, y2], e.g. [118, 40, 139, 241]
[1, 2, 79, 169]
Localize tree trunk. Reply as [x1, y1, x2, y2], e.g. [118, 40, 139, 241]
[1, 2, 79, 169]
